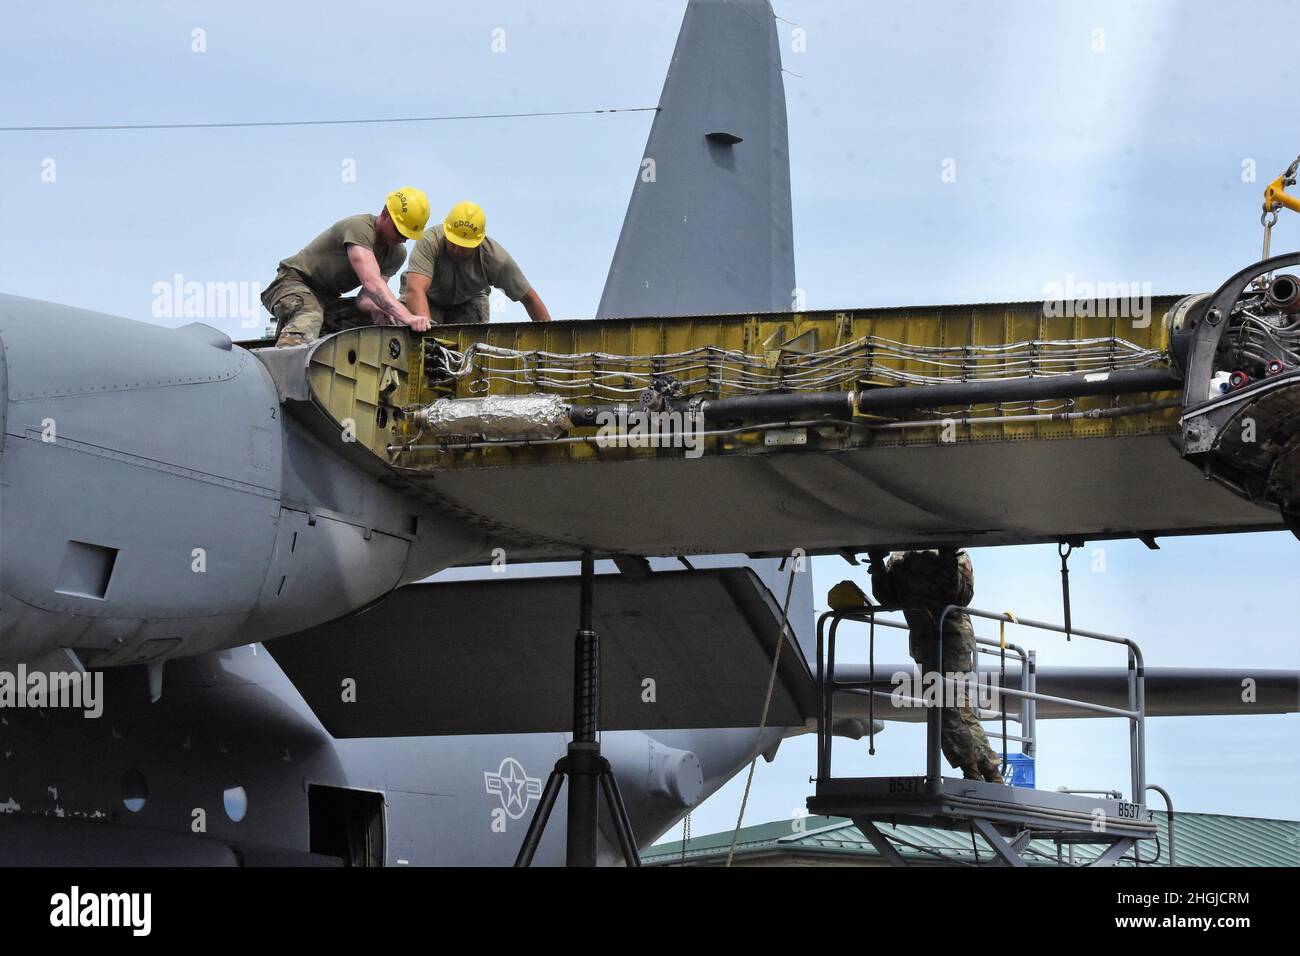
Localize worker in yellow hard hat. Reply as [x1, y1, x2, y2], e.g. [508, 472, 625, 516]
[400, 200, 552, 325]
[262, 187, 433, 348]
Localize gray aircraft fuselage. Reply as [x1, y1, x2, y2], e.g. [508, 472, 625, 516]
[0, 295, 487, 668]
[0, 640, 785, 866]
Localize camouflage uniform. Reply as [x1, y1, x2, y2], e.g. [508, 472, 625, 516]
[420, 292, 490, 325]
[867, 548, 1001, 781]
[400, 225, 530, 325]
[262, 213, 407, 345]
[261, 270, 372, 342]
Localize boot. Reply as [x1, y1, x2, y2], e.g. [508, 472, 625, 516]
[982, 765, 1005, 785]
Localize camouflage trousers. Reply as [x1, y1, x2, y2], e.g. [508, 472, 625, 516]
[262, 269, 373, 344]
[909, 615, 1000, 777]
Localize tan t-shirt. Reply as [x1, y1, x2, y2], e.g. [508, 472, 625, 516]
[403, 225, 531, 306]
[278, 214, 407, 297]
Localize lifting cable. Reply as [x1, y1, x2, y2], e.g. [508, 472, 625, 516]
[1058, 543, 1074, 642]
[725, 560, 799, 867]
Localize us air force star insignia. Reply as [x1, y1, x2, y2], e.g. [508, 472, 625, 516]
[484, 757, 543, 820]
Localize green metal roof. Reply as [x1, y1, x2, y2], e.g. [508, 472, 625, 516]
[643, 811, 1300, 867]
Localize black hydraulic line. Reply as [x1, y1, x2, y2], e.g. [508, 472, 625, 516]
[565, 367, 1181, 427]
[851, 367, 1181, 414]
[568, 392, 852, 426]
[700, 391, 855, 423]
[568, 404, 606, 427]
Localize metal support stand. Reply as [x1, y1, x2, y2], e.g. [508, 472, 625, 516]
[969, 819, 1029, 867]
[514, 551, 642, 868]
[1087, 838, 1138, 868]
[853, 819, 909, 867]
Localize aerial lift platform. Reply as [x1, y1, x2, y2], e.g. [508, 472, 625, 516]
[806, 605, 1160, 867]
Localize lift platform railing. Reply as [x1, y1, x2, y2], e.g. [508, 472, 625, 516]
[973, 638, 1037, 763]
[814, 605, 1146, 804]
[815, 607, 1034, 782]
[819, 612, 1036, 763]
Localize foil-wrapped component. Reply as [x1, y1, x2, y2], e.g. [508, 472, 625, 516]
[411, 393, 571, 440]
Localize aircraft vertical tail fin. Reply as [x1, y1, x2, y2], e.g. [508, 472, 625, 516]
[596, 0, 796, 318]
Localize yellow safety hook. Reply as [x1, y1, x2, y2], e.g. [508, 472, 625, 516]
[1000, 610, 1018, 650]
[1264, 155, 1300, 217]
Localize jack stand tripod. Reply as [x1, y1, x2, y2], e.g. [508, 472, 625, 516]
[514, 551, 641, 867]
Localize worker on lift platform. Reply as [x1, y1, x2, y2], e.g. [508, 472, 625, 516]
[866, 547, 1005, 784]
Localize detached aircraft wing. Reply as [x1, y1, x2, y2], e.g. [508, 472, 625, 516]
[252, 294, 1287, 565]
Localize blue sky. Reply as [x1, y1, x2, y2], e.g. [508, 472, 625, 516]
[2, 1, 1296, 828]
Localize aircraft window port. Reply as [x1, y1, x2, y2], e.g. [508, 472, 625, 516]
[809, 606, 1159, 867]
[54, 541, 118, 601]
[307, 785, 384, 867]
[222, 784, 248, 823]
[121, 769, 147, 814]
[346, 349, 357, 365]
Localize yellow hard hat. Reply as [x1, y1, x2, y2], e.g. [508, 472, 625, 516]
[385, 187, 430, 241]
[827, 580, 869, 612]
[443, 201, 486, 249]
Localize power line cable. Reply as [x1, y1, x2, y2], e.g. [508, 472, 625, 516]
[0, 105, 659, 133]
